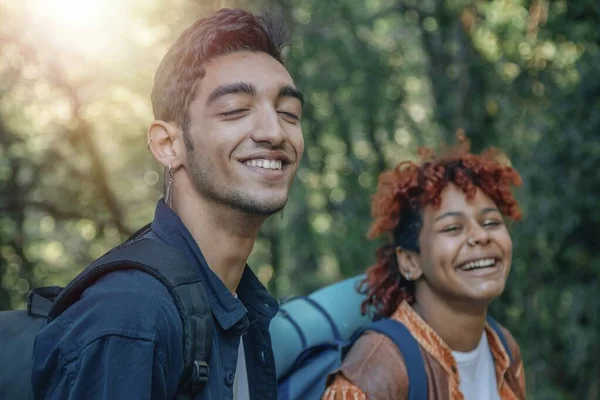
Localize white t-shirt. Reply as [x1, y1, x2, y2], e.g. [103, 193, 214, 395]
[451, 332, 501, 400]
[232, 336, 250, 400]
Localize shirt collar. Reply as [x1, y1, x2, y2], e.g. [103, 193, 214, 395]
[150, 200, 277, 331]
[392, 301, 511, 379]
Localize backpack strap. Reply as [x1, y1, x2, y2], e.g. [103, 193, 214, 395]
[279, 295, 343, 348]
[48, 235, 213, 398]
[486, 315, 513, 363]
[357, 319, 428, 400]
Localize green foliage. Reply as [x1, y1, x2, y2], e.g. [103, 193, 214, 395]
[1, 0, 599, 397]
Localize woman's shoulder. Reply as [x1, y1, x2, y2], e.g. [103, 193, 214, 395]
[325, 331, 409, 399]
[488, 320, 527, 398]
[488, 319, 524, 365]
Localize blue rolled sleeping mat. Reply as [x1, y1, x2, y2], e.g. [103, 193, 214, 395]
[270, 274, 372, 379]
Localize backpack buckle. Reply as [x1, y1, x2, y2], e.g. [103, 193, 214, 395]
[190, 360, 209, 389]
[27, 286, 62, 317]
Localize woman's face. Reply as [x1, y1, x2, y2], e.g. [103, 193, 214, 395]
[412, 183, 513, 306]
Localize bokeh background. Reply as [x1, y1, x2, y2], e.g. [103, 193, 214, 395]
[1, 0, 599, 398]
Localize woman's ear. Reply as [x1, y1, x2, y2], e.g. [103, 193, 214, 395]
[396, 247, 423, 281]
[147, 120, 186, 170]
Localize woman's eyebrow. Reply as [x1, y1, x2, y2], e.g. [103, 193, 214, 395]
[434, 211, 463, 222]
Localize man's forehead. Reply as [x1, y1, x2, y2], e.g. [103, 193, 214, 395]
[201, 51, 293, 86]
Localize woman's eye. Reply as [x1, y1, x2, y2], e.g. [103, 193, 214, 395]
[483, 220, 503, 228]
[442, 225, 462, 233]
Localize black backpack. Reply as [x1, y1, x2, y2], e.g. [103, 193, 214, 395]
[0, 224, 213, 400]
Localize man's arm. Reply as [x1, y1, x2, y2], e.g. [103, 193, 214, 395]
[32, 270, 184, 400]
[33, 335, 165, 399]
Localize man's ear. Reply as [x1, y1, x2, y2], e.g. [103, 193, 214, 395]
[147, 120, 186, 170]
[396, 247, 423, 281]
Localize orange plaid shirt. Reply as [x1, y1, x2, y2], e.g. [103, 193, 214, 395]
[323, 302, 526, 400]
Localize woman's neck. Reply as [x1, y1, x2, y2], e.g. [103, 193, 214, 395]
[412, 289, 488, 352]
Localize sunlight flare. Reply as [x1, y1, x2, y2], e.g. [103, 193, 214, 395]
[25, 0, 120, 54]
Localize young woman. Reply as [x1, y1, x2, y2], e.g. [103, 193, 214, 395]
[323, 136, 527, 399]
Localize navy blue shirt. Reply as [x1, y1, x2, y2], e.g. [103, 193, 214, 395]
[32, 201, 279, 399]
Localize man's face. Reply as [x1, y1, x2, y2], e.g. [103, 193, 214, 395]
[184, 51, 304, 215]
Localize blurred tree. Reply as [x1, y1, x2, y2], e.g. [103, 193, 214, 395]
[1, 0, 598, 397]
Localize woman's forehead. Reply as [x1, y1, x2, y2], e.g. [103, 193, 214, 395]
[425, 184, 498, 218]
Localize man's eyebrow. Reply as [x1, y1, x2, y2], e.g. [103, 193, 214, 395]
[205, 82, 256, 106]
[278, 84, 304, 105]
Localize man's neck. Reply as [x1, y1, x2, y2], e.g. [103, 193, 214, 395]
[173, 193, 267, 293]
[413, 287, 489, 352]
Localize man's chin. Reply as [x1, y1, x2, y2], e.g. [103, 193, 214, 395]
[230, 195, 288, 216]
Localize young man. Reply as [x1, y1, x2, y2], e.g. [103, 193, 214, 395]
[32, 8, 304, 400]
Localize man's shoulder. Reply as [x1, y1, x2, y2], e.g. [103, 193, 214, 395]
[42, 268, 183, 356]
[85, 268, 178, 315]
[31, 268, 188, 399]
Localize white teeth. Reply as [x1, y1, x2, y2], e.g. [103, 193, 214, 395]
[244, 158, 283, 170]
[461, 258, 496, 271]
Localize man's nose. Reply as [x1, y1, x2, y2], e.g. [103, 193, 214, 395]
[250, 107, 286, 146]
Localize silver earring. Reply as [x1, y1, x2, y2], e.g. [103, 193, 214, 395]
[166, 164, 174, 208]
[405, 272, 412, 281]
[147, 138, 152, 149]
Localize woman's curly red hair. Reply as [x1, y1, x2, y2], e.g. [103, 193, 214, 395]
[360, 133, 523, 319]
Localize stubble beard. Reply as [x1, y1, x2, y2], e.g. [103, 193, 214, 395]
[188, 152, 289, 216]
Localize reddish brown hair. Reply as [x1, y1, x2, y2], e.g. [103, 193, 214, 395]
[151, 9, 288, 148]
[360, 134, 523, 319]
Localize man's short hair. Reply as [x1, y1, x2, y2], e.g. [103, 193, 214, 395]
[151, 8, 288, 146]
